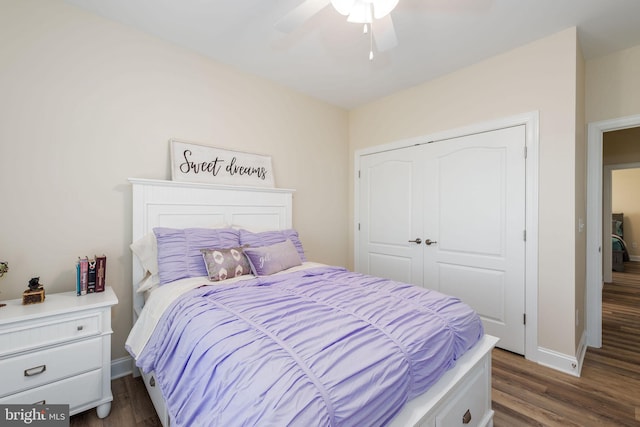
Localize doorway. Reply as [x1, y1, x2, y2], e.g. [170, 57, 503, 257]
[586, 115, 640, 348]
[604, 164, 640, 280]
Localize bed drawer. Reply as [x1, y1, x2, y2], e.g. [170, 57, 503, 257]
[435, 361, 490, 427]
[0, 369, 103, 410]
[0, 337, 102, 397]
[0, 313, 101, 357]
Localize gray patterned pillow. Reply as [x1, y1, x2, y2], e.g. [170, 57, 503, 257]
[200, 247, 251, 282]
[244, 239, 302, 276]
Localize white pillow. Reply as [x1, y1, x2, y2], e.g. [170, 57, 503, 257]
[130, 232, 159, 276]
[136, 271, 160, 294]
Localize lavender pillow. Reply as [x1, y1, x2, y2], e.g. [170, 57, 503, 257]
[154, 227, 241, 285]
[244, 240, 302, 276]
[200, 247, 251, 282]
[239, 229, 306, 262]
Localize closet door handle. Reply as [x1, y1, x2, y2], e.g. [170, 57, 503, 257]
[408, 238, 422, 244]
[425, 239, 437, 246]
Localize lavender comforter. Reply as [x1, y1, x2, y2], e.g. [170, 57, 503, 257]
[134, 266, 483, 426]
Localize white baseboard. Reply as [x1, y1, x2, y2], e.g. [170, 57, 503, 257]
[535, 332, 586, 377]
[111, 356, 134, 379]
[630, 255, 640, 262]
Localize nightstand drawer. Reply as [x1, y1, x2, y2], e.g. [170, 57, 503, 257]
[0, 368, 103, 410]
[0, 313, 101, 357]
[0, 337, 102, 397]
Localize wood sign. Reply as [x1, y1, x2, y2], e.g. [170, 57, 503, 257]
[170, 140, 275, 188]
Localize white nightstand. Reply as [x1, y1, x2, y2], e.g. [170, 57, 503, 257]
[0, 287, 118, 418]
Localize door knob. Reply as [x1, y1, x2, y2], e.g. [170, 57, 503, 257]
[425, 239, 437, 246]
[408, 238, 422, 244]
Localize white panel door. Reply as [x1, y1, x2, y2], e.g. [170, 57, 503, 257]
[422, 125, 526, 354]
[357, 125, 526, 354]
[358, 145, 424, 285]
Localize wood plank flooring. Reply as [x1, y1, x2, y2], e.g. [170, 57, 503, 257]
[69, 373, 161, 427]
[493, 261, 640, 426]
[71, 262, 640, 426]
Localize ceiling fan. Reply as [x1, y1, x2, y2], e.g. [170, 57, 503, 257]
[275, 0, 400, 59]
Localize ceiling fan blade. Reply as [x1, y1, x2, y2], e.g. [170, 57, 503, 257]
[373, 14, 397, 51]
[275, 0, 331, 33]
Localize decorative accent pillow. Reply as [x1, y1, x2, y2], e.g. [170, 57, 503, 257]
[154, 227, 241, 285]
[200, 247, 251, 282]
[243, 239, 302, 276]
[239, 229, 306, 262]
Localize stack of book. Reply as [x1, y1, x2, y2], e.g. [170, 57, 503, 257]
[76, 255, 107, 296]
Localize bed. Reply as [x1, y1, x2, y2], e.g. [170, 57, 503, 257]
[126, 178, 498, 427]
[612, 213, 630, 272]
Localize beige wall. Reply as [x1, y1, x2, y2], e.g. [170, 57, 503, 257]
[586, 44, 640, 123]
[612, 168, 640, 258]
[349, 28, 581, 356]
[574, 37, 587, 350]
[603, 127, 640, 165]
[0, 0, 349, 361]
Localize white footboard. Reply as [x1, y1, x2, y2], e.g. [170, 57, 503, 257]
[389, 334, 498, 427]
[141, 335, 498, 427]
[141, 369, 171, 427]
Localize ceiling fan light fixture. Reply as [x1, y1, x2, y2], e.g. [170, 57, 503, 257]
[330, 0, 399, 60]
[346, 2, 373, 23]
[331, 0, 399, 20]
[372, 0, 399, 19]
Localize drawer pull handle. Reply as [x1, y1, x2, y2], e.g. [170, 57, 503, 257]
[33, 400, 46, 405]
[24, 365, 47, 377]
[150, 376, 156, 387]
[77, 325, 84, 331]
[462, 409, 472, 424]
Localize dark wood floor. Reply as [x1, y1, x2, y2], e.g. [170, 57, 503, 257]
[71, 262, 640, 426]
[493, 261, 640, 426]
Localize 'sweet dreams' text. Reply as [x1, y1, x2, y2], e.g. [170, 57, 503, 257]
[179, 150, 268, 180]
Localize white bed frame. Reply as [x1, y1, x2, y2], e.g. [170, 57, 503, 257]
[129, 178, 498, 427]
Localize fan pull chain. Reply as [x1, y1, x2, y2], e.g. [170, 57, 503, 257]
[367, 22, 374, 60]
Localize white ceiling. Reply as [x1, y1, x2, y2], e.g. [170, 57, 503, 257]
[64, 0, 640, 109]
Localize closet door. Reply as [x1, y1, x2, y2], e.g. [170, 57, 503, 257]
[358, 145, 424, 285]
[356, 125, 526, 354]
[422, 125, 526, 354]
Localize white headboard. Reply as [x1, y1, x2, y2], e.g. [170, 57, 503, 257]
[129, 178, 295, 317]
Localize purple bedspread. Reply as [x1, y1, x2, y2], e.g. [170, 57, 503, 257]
[135, 266, 483, 426]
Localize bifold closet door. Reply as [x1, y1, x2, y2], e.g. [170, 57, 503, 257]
[358, 144, 424, 286]
[357, 125, 526, 354]
[422, 125, 526, 354]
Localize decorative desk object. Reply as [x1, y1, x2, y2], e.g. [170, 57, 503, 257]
[22, 277, 45, 305]
[0, 287, 118, 418]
